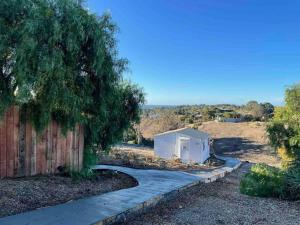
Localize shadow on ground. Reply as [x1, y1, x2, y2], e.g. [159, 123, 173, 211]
[213, 137, 276, 159]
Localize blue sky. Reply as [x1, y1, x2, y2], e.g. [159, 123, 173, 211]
[86, 0, 300, 105]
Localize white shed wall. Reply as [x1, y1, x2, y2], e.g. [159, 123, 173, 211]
[202, 139, 210, 162]
[154, 133, 177, 160]
[189, 137, 203, 163]
[154, 131, 210, 164]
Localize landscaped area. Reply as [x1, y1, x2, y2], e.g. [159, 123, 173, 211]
[0, 170, 137, 218]
[116, 163, 300, 225]
[1, 0, 300, 224]
[99, 146, 224, 171]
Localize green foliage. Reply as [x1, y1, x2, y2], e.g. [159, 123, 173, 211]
[285, 84, 300, 112]
[68, 167, 96, 181]
[240, 164, 300, 200]
[223, 111, 240, 119]
[68, 146, 99, 180]
[123, 125, 138, 143]
[261, 102, 275, 117]
[241, 84, 300, 201]
[140, 137, 154, 147]
[282, 168, 300, 200]
[240, 164, 284, 197]
[0, 0, 145, 163]
[83, 147, 98, 167]
[267, 84, 300, 168]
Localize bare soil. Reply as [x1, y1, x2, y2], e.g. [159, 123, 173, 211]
[199, 121, 281, 166]
[0, 170, 137, 218]
[115, 163, 300, 225]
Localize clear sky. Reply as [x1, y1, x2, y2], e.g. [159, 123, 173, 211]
[85, 0, 300, 106]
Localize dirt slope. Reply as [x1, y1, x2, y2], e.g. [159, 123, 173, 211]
[199, 121, 267, 143]
[199, 121, 280, 166]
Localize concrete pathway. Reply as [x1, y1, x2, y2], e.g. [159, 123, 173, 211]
[0, 156, 240, 225]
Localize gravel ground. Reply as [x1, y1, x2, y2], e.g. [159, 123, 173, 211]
[116, 163, 300, 225]
[0, 170, 137, 218]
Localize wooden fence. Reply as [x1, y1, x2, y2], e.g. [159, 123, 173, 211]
[0, 106, 84, 178]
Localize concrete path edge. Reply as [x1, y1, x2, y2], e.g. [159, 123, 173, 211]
[0, 156, 241, 225]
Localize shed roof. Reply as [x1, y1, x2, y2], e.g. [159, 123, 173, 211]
[154, 128, 210, 139]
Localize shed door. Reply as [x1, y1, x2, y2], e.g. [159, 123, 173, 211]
[179, 138, 190, 163]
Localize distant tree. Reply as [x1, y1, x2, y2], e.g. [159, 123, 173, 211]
[202, 107, 217, 121]
[246, 101, 259, 108]
[223, 112, 233, 119]
[245, 101, 265, 120]
[139, 110, 184, 139]
[261, 102, 275, 119]
[223, 112, 240, 119]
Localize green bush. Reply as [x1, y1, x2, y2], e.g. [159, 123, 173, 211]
[240, 164, 284, 197]
[240, 164, 300, 200]
[281, 168, 300, 200]
[241, 85, 300, 200]
[68, 167, 96, 181]
[140, 137, 154, 147]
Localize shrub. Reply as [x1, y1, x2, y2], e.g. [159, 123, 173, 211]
[68, 167, 96, 181]
[240, 164, 284, 197]
[277, 146, 297, 169]
[267, 84, 300, 169]
[243, 114, 254, 122]
[141, 138, 154, 147]
[240, 164, 300, 200]
[241, 85, 300, 200]
[281, 168, 300, 200]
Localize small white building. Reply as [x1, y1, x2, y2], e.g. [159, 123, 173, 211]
[154, 128, 210, 164]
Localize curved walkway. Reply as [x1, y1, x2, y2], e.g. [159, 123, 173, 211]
[0, 156, 240, 225]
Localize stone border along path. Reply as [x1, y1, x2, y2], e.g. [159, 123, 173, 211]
[0, 156, 241, 225]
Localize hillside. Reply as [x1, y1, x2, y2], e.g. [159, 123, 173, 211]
[199, 121, 280, 166]
[199, 121, 267, 144]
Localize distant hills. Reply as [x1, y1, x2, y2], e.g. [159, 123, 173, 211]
[143, 105, 178, 109]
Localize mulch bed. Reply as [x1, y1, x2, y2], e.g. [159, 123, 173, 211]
[99, 148, 224, 172]
[114, 163, 300, 225]
[0, 170, 138, 218]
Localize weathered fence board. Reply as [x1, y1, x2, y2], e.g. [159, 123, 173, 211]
[0, 106, 84, 178]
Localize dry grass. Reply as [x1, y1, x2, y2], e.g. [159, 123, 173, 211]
[199, 121, 281, 167]
[99, 147, 223, 171]
[199, 121, 268, 144]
